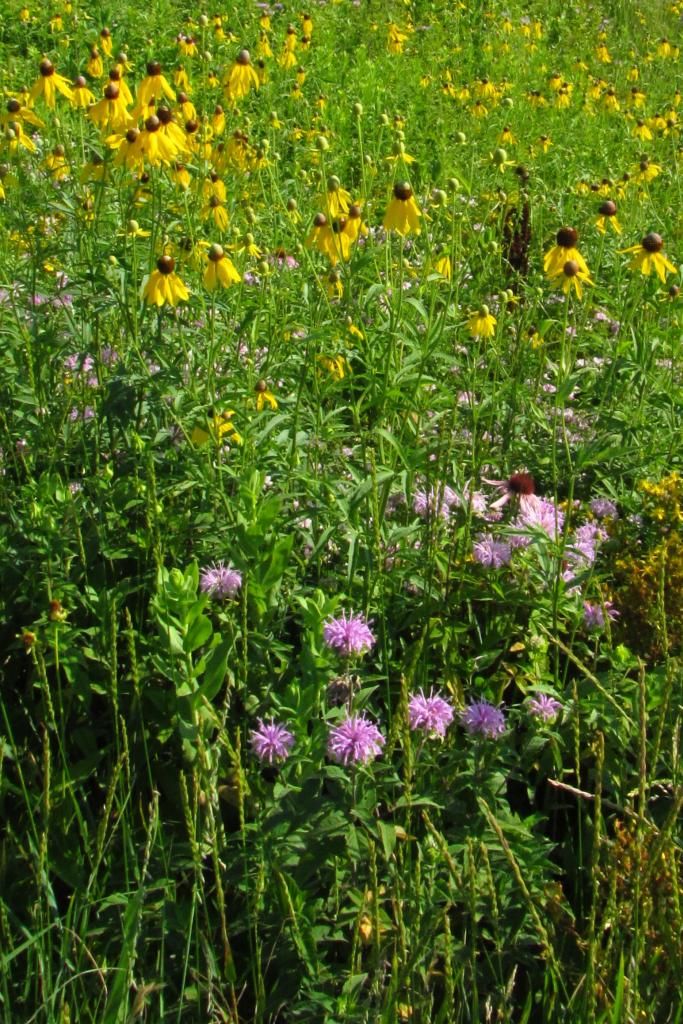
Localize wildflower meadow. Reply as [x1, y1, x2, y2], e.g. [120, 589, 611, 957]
[1, 0, 683, 1020]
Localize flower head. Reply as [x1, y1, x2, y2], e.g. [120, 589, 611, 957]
[527, 693, 562, 722]
[327, 713, 385, 764]
[544, 226, 589, 279]
[142, 255, 189, 306]
[200, 561, 242, 599]
[583, 600, 618, 630]
[468, 305, 497, 339]
[323, 610, 376, 657]
[408, 689, 454, 737]
[383, 182, 421, 236]
[250, 719, 295, 763]
[460, 700, 506, 738]
[482, 472, 538, 514]
[473, 533, 512, 568]
[203, 244, 241, 290]
[621, 232, 676, 283]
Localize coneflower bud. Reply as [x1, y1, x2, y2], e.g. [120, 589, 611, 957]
[563, 259, 579, 277]
[327, 175, 340, 192]
[208, 195, 221, 208]
[178, 91, 189, 104]
[104, 83, 120, 100]
[348, 204, 362, 218]
[599, 200, 617, 216]
[147, 61, 161, 76]
[236, 49, 251, 65]
[642, 232, 663, 253]
[393, 181, 412, 201]
[53, 144, 64, 156]
[556, 226, 578, 247]
[40, 59, 55, 77]
[145, 115, 160, 132]
[157, 255, 175, 274]
[185, 119, 199, 134]
[109, 68, 121, 82]
[90, 47, 99, 59]
[332, 217, 347, 232]
[669, 284, 680, 298]
[255, 379, 267, 393]
[287, 197, 298, 212]
[117, 52, 128, 64]
[208, 243, 224, 261]
[313, 212, 327, 227]
[74, 76, 87, 88]
[6, 99, 20, 114]
[125, 128, 139, 143]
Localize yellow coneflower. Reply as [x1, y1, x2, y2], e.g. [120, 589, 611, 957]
[306, 212, 338, 263]
[212, 104, 225, 135]
[302, 12, 313, 36]
[255, 380, 278, 411]
[170, 162, 191, 189]
[157, 105, 189, 156]
[633, 157, 661, 183]
[192, 410, 242, 446]
[258, 33, 273, 59]
[548, 71, 563, 91]
[202, 194, 230, 231]
[3, 119, 35, 153]
[629, 86, 646, 108]
[176, 91, 196, 121]
[109, 127, 143, 170]
[143, 255, 189, 306]
[224, 49, 259, 102]
[174, 65, 191, 91]
[343, 203, 368, 244]
[538, 134, 552, 153]
[87, 47, 104, 79]
[279, 26, 298, 68]
[595, 199, 621, 235]
[177, 35, 198, 58]
[44, 145, 69, 180]
[544, 227, 589, 278]
[324, 176, 351, 218]
[80, 153, 106, 183]
[632, 118, 653, 141]
[621, 232, 677, 283]
[603, 88, 620, 112]
[137, 114, 180, 166]
[1, 97, 44, 129]
[383, 181, 421, 236]
[108, 67, 133, 106]
[30, 58, 73, 108]
[433, 251, 452, 280]
[134, 61, 176, 114]
[388, 22, 409, 54]
[97, 26, 112, 55]
[88, 83, 131, 132]
[325, 269, 343, 299]
[595, 42, 611, 63]
[203, 243, 241, 290]
[549, 258, 593, 299]
[468, 305, 497, 339]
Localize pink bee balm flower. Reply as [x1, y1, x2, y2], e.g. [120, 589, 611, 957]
[323, 610, 376, 657]
[327, 713, 385, 765]
[199, 561, 242, 599]
[250, 719, 295, 763]
[460, 700, 506, 738]
[408, 689, 454, 737]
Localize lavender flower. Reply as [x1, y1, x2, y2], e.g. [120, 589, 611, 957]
[460, 700, 506, 739]
[200, 561, 242, 599]
[473, 533, 512, 568]
[408, 689, 454, 737]
[327, 713, 385, 765]
[323, 610, 375, 657]
[590, 498, 618, 519]
[527, 693, 562, 722]
[250, 719, 295, 764]
[583, 600, 618, 630]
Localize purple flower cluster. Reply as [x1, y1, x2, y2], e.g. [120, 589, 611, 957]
[323, 610, 375, 657]
[199, 561, 243, 599]
[327, 713, 385, 765]
[460, 700, 506, 738]
[510, 497, 565, 546]
[408, 689, 454, 737]
[473, 533, 512, 568]
[583, 600, 619, 630]
[250, 719, 295, 764]
[412, 484, 457, 521]
[527, 693, 563, 722]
